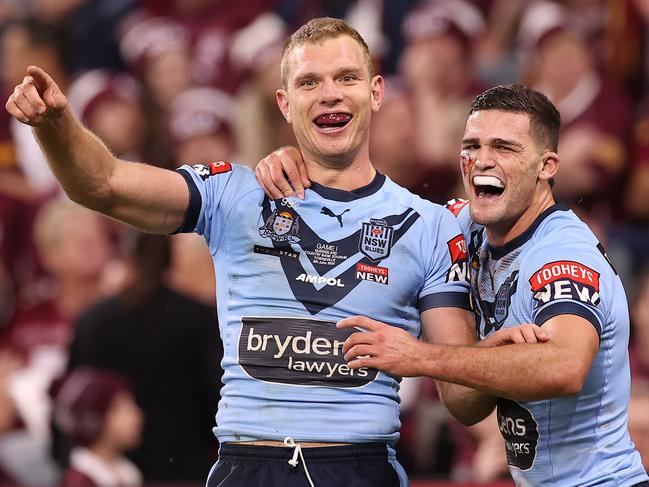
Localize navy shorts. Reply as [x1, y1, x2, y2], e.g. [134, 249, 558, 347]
[207, 442, 407, 487]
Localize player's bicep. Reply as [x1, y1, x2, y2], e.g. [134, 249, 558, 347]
[107, 161, 189, 233]
[421, 307, 476, 345]
[540, 314, 599, 375]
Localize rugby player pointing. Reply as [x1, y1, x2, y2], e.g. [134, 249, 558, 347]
[257, 85, 648, 486]
[8, 18, 547, 487]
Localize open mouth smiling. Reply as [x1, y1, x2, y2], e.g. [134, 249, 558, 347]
[313, 112, 353, 132]
[473, 175, 505, 199]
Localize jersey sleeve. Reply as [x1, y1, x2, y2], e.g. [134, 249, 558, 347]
[174, 162, 256, 248]
[418, 207, 471, 313]
[522, 244, 609, 338]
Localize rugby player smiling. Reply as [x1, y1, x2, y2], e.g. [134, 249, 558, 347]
[461, 109, 557, 246]
[276, 35, 383, 182]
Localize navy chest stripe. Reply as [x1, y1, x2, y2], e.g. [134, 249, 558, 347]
[261, 197, 420, 315]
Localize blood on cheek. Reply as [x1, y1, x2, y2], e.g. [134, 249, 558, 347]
[460, 150, 476, 175]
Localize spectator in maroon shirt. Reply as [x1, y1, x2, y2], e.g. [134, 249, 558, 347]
[53, 368, 143, 487]
[519, 1, 632, 226]
[398, 0, 485, 203]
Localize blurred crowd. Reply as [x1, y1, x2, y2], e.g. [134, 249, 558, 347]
[0, 0, 648, 485]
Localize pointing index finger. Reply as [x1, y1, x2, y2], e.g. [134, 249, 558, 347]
[26, 66, 52, 94]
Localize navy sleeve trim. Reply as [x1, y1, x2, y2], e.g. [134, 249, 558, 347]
[534, 301, 602, 338]
[172, 168, 202, 234]
[420, 292, 471, 312]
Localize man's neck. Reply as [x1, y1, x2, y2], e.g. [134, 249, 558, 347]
[487, 192, 556, 247]
[304, 154, 377, 191]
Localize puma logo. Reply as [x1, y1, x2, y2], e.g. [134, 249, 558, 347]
[320, 207, 350, 227]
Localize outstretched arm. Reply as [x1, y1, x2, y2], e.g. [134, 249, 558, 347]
[5, 66, 188, 233]
[339, 313, 598, 404]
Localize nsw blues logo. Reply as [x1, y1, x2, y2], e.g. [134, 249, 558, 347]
[259, 208, 301, 243]
[482, 270, 519, 335]
[359, 219, 394, 262]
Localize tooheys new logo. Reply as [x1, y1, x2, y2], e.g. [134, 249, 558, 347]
[238, 317, 377, 387]
[446, 234, 469, 282]
[529, 260, 601, 307]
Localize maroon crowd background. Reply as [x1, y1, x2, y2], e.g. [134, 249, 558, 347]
[1, 0, 649, 485]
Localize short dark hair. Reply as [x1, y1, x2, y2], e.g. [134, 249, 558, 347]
[280, 17, 373, 89]
[469, 84, 561, 152]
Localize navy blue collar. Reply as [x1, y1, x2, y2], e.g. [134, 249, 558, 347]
[309, 172, 386, 202]
[488, 202, 570, 260]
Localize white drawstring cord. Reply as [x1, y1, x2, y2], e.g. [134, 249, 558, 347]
[283, 437, 315, 487]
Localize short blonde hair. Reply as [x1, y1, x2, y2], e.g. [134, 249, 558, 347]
[280, 17, 373, 89]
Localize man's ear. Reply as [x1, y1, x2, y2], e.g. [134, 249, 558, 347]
[276, 89, 291, 123]
[370, 75, 384, 113]
[539, 151, 559, 182]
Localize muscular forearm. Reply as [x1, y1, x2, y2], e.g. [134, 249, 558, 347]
[32, 109, 187, 233]
[418, 342, 582, 402]
[33, 108, 119, 208]
[436, 381, 496, 425]
[419, 308, 498, 424]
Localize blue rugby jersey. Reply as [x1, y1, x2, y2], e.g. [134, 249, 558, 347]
[176, 162, 470, 445]
[450, 200, 648, 487]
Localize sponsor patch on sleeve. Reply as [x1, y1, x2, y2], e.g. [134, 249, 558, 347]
[444, 198, 469, 216]
[529, 260, 601, 307]
[191, 161, 232, 180]
[445, 234, 468, 282]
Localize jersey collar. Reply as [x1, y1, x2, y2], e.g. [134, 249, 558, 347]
[488, 202, 570, 260]
[309, 172, 386, 202]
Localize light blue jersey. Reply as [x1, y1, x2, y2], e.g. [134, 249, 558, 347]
[449, 199, 648, 487]
[176, 162, 470, 446]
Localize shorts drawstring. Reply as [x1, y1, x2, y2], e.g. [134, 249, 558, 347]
[284, 437, 315, 487]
